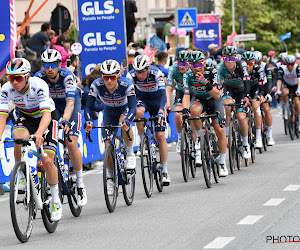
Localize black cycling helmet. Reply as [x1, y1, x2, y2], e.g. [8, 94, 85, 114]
[176, 50, 189, 62]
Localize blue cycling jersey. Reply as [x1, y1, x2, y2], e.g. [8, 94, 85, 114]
[35, 68, 79, 103]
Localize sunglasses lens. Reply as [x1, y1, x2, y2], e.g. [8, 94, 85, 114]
[103, 75, 117, 80]
[191, 63, 203, 68]
[43, 62, 59, 69]
[178, 62, 188, 67]
[224, 57, 236, 62]
[8, 75, 25, 82]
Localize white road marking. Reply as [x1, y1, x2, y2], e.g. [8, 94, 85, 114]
[263, 198, 285, 206]
[283, 185, 300, 191]
[237, 215, 263, 225]
[0, 197, 8, 203]
[203, 237, 235, 249]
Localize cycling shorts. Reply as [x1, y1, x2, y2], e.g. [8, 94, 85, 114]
[282, 83, 297, 95]
[222, 85, 244, 113]
[13, 111, 58, 154]
[173, 89, 184, 108]
[136, 95, 165, 132]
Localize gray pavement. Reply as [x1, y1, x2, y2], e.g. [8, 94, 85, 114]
[0, 107, 300, 249]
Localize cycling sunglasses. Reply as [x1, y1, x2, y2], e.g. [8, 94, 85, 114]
[43, 62, 59, 69]
[102, 75, 117, 81]
[224, 56, 237, 62]
[286, 63, 295, 66]
[177, 62, 189, 67]
[8, 74, 26, 83]
[246, 61, 255, 66]
[135, 68, 148, 74]
[190, 62, 203, 69]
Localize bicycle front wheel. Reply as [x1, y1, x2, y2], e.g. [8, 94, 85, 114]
[288, 105, 295, 140]
[181, 126, 190, 182]
[201, 130, 213, 188]
[228, 122, 236, 174]
[67, 171, 82, 217]
[122, 169, 135, 206]
[140, 135, 153, 198]
[41, 167, 60, 233]
[103, 144, 118, 213]
[10, 162, 34, 243]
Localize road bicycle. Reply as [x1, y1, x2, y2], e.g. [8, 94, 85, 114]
[167, 110, 196, 182]
[188, 112, 221, 188]
[86, 126, 135, 212]
[1, 138, 61, 243]
[56, 131, 82, 217]
[133, 116, 163, 198]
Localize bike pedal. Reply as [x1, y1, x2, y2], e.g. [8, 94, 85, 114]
[163, 182, 170, 186]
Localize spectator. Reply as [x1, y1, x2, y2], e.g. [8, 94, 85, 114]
[52, 34, 72, 68]
[27, 23, 51, 57]
[156, 51, 169, 78]
[163, 14, 177, 39]
[15, 25, 36, 59]
[208, 43, 222, 60]
[125, 0, 138, 45]
[69, 54, 79, 77]
[236, 42, 246, 55]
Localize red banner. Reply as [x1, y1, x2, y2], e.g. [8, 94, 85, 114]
[225, 32, 237, 46]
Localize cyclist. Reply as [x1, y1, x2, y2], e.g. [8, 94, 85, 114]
[205, 59, 216, 70]
[217, 46, 251, 159]
[166, 50, 190, 154]
[182, 51, 228, 176]
[37, 49, 87, 207]
[126, 55, 170, 185]
[241, 51, 265, 148]
[84, 60, 136, 193]
[254, 51, 275, 145]
[0, 58, 62, 221]
[276, 55, 300, 132]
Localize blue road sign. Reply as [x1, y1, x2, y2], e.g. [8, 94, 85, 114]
[177, 8, 197, 29]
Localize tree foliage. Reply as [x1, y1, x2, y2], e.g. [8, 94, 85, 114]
[220, 0, 300, 55]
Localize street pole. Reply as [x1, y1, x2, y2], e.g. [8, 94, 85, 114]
[145, 0, 150, 44]
[232, 0, 235, 33]
[139, 0, 143, 40]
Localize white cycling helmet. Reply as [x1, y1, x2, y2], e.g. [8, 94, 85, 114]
[6, 58, 31, 75]
[285, 55, 296, 64]
[253, 51, 263, 64]
[41, 49, 62, 63]
[100, 60, 120, 75]
[132, 55, 150, 71]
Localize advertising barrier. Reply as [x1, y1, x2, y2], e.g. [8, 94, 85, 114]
[78, 0, 127, 79]
[0, 111, 177, 183]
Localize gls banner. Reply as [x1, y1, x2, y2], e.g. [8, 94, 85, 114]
[0, 0, 16, 78]
[78, 0, 127, 78]
[193, 15, 221, 51]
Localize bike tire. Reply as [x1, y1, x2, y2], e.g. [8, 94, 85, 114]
[189, 133, 196, 178]
[140, 135, 153, 198]
[122, 148, 135, 206]
[10, 162, 34, 243]
[67, 176, 82, 217]
[294, 107, 299, 139]
[228, 122, 236, 174]
[201, 129, 213, 188]
[181, 126, 189, 182]
[41, 166, 61, 233]
[155, 156, 164, 191]
[103, 144, 118, 213]
[283, 106, 288, 135]
[236, 129, 242, 171]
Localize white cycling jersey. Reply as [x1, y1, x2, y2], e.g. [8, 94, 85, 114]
[0, 76, 55, 118]
[278, 64, 300, 86]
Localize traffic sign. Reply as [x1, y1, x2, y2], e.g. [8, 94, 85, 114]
[177, 8, 197, 28]
[234, 33, 256, 42]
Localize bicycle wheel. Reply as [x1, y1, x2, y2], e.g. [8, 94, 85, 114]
[103, 144, 118, 213]
[41, 168, 60, 233]
[288, 105, 295, 140]
[122, 151, 136, 206]
[189, 132, 196, 178]
[211, 135, 220, 183]
[155, 151, 164, 192]
[235, 128, 242, 171]
[283, 106, 288, 135]
[67, 170, 82, 217]
[228, 121, 236, 174]
[10, 162, 34, 243]
[181, 126, 190, 182]
[201, 129, 213, 188]
[140, 135, 153, 198]
[294, 106, 299, 139]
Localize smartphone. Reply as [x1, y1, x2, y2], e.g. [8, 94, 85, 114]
[132, 42, 140, 48]
[166, 43, 170, 50]
[66, 59, 71, 67]
[122, 57, 127, 68]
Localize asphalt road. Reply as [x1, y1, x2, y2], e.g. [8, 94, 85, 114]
[0, 107, 300, 249]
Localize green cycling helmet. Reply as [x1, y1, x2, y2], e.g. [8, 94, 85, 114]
[188, 51, 205, 63]
[176, 50, 189, 62]
[222, 46, 237, 56]
[241, 51, 255, 62]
